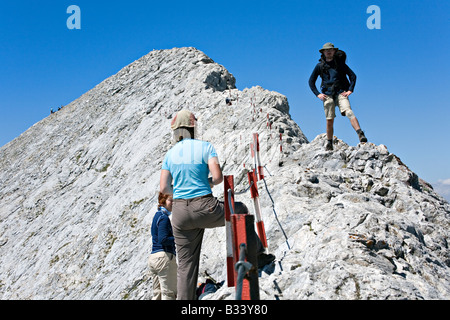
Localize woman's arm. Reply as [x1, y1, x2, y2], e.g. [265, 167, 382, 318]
[208, 157, 223, 187]
[160, 169, 173, 195]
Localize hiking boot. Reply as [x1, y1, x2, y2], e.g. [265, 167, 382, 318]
[325, 140, 333, 151]
[358, 130, 368, 143]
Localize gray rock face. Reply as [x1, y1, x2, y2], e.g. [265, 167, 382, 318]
[0, 47, 448, 300]
[245, 136, 450, 300]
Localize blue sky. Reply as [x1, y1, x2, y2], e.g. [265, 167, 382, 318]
[1, 1, 449, 199]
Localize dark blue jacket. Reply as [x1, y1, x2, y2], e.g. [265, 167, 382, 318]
[151, 207, 176, 255]
[309, 58, 357, 96]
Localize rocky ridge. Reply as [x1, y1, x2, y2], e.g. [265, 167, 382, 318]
[0, 47, 448, 300]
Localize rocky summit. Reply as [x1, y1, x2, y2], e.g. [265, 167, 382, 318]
[0, 47, 449, 300]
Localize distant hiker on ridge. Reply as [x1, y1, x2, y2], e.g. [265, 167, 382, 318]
[309, 42, 368, 150]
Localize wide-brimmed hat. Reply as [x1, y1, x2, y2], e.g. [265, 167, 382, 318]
[319, 42, 338, 53]
[171, 109, 197, 130]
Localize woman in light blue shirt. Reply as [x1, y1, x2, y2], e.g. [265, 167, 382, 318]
[160, 110, 224, 300]
[161, 110, 275, 300]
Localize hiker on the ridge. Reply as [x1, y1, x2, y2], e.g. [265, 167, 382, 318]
[148, 192, 177, 300]
[160, 109, 274, 300]
[309, 42, 368, 151]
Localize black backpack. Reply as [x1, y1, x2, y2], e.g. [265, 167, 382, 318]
[335, 50, 347, 64]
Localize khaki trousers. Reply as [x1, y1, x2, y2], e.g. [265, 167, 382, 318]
[172, 195, 225, 300]
[148, 251, 177, 300]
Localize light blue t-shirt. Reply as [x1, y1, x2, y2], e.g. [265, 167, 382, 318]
[162, 139, 218, 199]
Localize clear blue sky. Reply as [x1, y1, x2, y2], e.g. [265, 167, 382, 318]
[1, 1, 449, 192]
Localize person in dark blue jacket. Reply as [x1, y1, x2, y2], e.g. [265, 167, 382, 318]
[148, 192, 177, 300]
[309, 42, 368, 151]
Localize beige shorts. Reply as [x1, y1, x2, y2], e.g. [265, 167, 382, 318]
[323, 95, 353, 120]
